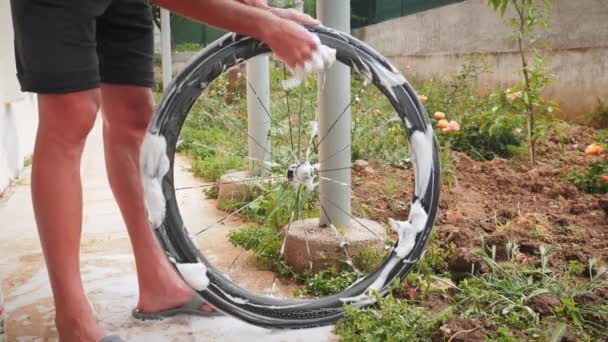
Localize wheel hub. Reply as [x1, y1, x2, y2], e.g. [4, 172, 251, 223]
[287, 162, 315, 188]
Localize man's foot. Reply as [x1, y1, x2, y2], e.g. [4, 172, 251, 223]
[135, 277, 216, 317]
[133, 293, 220, 320]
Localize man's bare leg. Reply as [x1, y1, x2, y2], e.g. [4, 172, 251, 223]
[31, 90, 105, 341]
[99, 84, 214, 314]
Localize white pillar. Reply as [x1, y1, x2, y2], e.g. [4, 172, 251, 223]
[294, 0, 304, 12]
[246, 56, 271, 176]
[160, 9, 172, 90]
[318, 0, 351, 226]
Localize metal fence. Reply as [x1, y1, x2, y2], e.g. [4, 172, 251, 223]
[352, 0, 464, 28]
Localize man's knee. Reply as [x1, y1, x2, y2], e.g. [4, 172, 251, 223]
[101, 85, 154, 135]
[38, 90, 100, 146]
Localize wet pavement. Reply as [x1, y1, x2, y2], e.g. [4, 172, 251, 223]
[0, 118, 335, 341]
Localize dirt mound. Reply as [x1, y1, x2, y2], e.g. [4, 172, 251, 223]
[353, 123, 607, 270]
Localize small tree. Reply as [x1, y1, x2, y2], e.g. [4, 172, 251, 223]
[488, 0, 555, 167]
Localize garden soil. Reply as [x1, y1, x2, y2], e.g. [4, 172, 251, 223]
[353, 123, 608, 273]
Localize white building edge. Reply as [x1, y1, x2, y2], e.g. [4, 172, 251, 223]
[0, 2, 38, 194]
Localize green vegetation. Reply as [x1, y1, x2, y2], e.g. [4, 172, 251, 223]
[166, 2, 608, 338]
[228, 223, 386, 297]
[228, 225, 282, 261]
[338, 243, 608, 341]
[336, 293, 452, 342]
[567, 159, 608, 194]
[588, 99, 608, 128]
[488, 0, 556, 166]
[419, 57, 528, 162]
[175, 43, 203, 52]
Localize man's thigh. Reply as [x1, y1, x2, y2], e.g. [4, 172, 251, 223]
[10, 0, 111, 94]
[10, 0, 154, 94]
[97, 0, 155, 89]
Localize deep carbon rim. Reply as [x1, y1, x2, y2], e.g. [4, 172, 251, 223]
[141, 25, 440, 329]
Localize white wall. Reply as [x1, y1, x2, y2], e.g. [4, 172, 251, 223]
[0, 2, 38, 194]
[353, 0, 608, 122]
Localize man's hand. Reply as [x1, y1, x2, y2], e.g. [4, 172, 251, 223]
[262, 19, 319, 69]
[235, 0, 319, 68]
[155, 0, 322, 68]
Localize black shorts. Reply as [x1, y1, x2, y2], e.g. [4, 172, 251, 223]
[10, 0, 155, 94]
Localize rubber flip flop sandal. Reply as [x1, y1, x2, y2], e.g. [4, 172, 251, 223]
[99, 335, 124, 342]
[132, 294, 222, 321]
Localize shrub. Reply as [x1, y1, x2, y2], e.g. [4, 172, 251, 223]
[586, 97, 608, 129]
[295, 269, 359, 297]
[445, 108, 526, 161]
[567, 159, 608, 194]
[227, 225, 282, 261]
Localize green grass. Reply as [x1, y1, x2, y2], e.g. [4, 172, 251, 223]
[175, 43, 202, 52]
[228, 225, 282, 261]
[336, 242, 608, 341]
[294, 269, 360, 297]
[456, 248, 608, 340]
[336, 293, 452, 342]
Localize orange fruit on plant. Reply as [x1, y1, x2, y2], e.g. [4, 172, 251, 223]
[602, 176, 608, 183]
[437, 119, 449, 129]
[585, 144, 605, 156]
[433, 111, 446, 120]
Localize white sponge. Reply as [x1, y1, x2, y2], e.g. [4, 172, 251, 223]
[281, 34, 337, 90]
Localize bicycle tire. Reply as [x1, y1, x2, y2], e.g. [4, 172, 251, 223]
[141, 25, 440, 329]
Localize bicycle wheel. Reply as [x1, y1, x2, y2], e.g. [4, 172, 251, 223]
[141, 25, 440, 329]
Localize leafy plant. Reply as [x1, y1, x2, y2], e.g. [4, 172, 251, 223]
[336, 293, 451, 342]
[568, 261, 586, 277]
[456, 245, 608, 340]
[404, 231, 456, 299]
[295, 269, 359, 297]
[420, 55, 489, 123]
[421, 58, 527, 161]
[488, 0, 556, 166]
[566, 159, 608, 194]
[190, 154, 245, 182]
[355, 246, 386, 273]
[588, 98, 608, 129]
[228, 225, 282, 260]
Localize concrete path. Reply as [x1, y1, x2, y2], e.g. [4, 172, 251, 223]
[0, 118, 335, 341]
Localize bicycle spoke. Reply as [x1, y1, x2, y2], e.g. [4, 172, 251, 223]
[269, 185, 302, 296]
[175, 176, 285, 192]
[314, 86, 367, 155]
[224, 184, 290, 276]
[319, 204, 360, 273]
[304, 230, 314, 273]
[318, 176, 352, 189]
[283, 66, 297, 165]
[247, 80, 281, 129]
[297, 82, 305, 161]
[318, 193, 380, 239]
[314, 99, 353, 154]
[316, 143, 351, 165]
[245, 130, 273, 161]
[194, 191, 271, 236]
[316, 165, 353, 174]
[192, 142, 279, 169]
